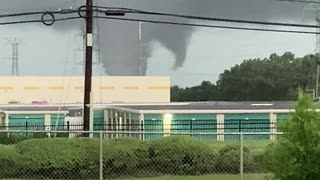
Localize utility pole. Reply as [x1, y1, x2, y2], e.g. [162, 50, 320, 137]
[7, 38, 22, 76]
[83, 0, 94, 134]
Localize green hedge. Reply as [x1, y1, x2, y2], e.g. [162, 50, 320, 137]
[149, 135, 217, 175]
[16, 138, 100, 179]
[0, 133, 69, 145]
[0, 145, 19, 178]
[215, 145, 254, 174]
[0, 136, 267, 179]
[103, 138, 150, 178]
[0, 133, 27, 145]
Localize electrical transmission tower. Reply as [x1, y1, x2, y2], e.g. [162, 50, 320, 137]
[7, 38, 22, 76]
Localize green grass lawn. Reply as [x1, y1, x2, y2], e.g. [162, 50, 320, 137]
[136, 174, 267, 180]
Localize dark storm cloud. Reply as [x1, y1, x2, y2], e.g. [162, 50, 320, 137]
[1, 0, 307, 75]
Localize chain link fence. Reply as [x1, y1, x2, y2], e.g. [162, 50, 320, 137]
[0, 130, 282, 180]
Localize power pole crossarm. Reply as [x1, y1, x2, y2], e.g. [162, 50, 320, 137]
[83, 0, 94, 134]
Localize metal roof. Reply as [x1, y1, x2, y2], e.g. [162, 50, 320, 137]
[0, 101, 296, 113]
[0, 106, 77, 112]
[116, 101, 296, 111]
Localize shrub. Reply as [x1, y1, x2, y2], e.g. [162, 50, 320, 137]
[103, 138, 150, 178]
[264, 142, 295, 179]
[55, 132, 69, 138]
[33, 132, 49, 139]
[250, 150, 267, 173]
[15, 138, 100, 179]
[0, 145, 19, 178]
[265, 93, 320, 180]
[215, 145, 255, 174]
[0, 133, 26, 145]
[149, 135, 216, 176]
[0, 135, 269, 179]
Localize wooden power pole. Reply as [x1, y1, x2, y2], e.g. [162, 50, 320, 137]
[83, 0, 94, 134]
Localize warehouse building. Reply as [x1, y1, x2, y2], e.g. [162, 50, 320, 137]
[0, 76, 295, 141]
[0, 101, 294, 141]
[0, 76, 170, 104]
[103, 101, 294, 141]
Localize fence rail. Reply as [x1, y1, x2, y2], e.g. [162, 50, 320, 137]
[0, 121, 282, 142]
[2, 121, 280, 131]
[0, 129, 284, 135]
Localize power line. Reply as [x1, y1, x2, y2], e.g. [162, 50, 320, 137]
[0, 9, 78, 19]
[274, 0, 320, 4]
[1, 6, 320, 30]
[100, 7, 320, 29]
[0, 16, 81, 26]
[2, 12, 317, 35]
[95, 16, 320, 35]
[0, 8, 79, 26]
[0, 11, 56, 18]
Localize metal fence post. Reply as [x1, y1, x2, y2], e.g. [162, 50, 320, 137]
[25, 121, 28, 137]
[239, 119, 242, 133]
[240, 132, 244, 180]
[190, 120, 193, 137]
[100, 131, 103, 180]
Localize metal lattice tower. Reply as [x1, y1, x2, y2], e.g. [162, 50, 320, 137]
[7, 38, 22, 76]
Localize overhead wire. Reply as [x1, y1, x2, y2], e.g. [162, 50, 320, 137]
[0, 16, 81, 26]
[273, 0, 320, 4]
[0, 5, 320, 35]
[2, 5, 319, 29]
[95, 16, 320, 35]
[98, 6, 320, 28]
[0, 10, 76, 19]
[0, 9, 78, 20]
[0, 7, 80, 26]
[0, 11, 56, 18]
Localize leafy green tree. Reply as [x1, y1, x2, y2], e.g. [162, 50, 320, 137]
[171, 52, 320, 101]
[171, 81, 219, 102]
[265, 93, 320, 180]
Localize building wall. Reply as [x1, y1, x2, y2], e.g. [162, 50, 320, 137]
[3, 109, 291, 140]
[0, 76, 170, 104]
[104, 109, 290, 141]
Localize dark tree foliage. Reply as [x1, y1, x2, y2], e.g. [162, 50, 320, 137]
[171, 52, 320, 101]
[171, 81, 219, 102]
[264, 93, 320, 180]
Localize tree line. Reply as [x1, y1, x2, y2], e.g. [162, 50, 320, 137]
[171, 52, 320, 101]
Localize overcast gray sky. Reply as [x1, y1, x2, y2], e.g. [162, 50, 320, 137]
[0, 0, 317, 86]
